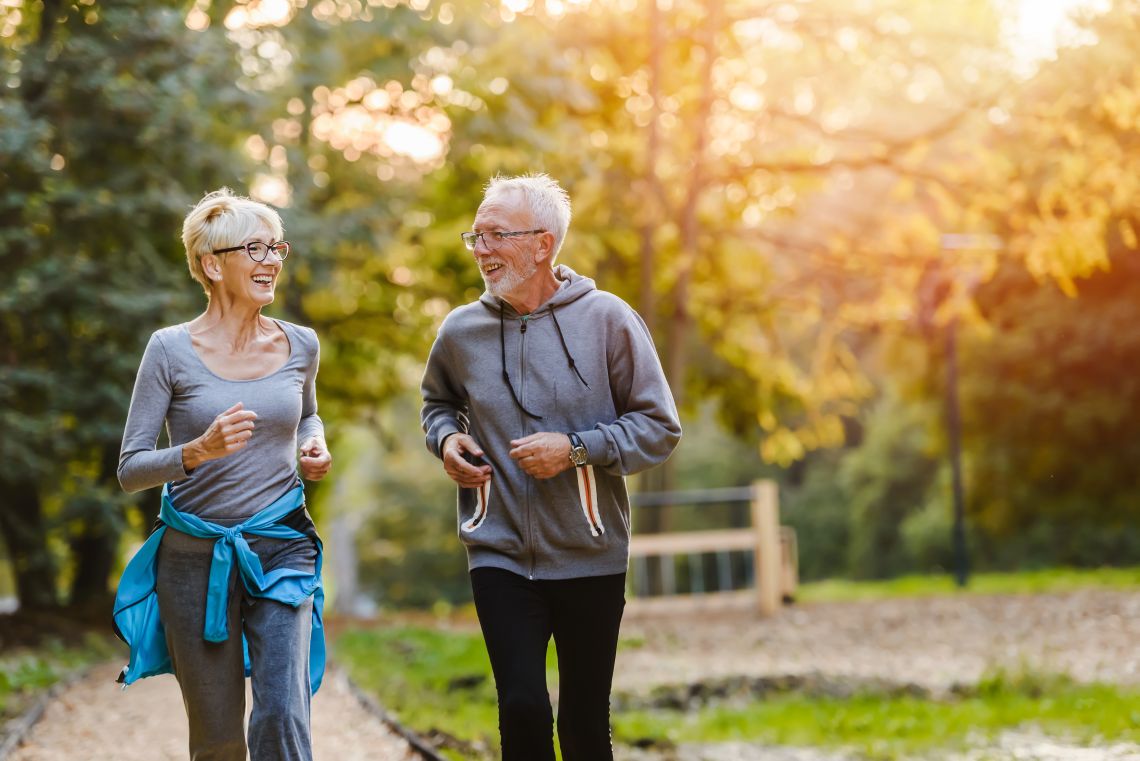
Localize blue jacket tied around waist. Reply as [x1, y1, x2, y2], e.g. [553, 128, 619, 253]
[112, 482, 326, 694]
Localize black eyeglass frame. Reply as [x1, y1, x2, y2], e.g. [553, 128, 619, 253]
[211, 240, 291, 262]
[461, 229, 546, 251]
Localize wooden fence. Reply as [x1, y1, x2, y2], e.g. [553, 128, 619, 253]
[627, 480, 797, 616]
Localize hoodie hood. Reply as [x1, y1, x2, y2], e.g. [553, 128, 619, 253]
[478, 264, 597, 317]
[480, 264, 595, 419]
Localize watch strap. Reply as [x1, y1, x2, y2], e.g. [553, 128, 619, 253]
[567, 432, 588, 466]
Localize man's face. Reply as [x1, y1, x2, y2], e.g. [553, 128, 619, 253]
[471, 190, 539, 299]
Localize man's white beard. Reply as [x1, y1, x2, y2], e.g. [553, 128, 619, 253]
[484, 258, 537, 299]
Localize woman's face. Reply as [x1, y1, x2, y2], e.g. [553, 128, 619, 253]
[212, 225, 284, 308]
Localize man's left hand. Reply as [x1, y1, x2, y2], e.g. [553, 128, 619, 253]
[509, 432, 572, 479]
[299, 437, 333, 481]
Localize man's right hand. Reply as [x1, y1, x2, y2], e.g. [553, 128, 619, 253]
[442, 433, 492, 488]
[182, 402, 258, 471]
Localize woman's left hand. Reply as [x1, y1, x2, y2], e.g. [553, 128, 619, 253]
[299, 437, 332, 481]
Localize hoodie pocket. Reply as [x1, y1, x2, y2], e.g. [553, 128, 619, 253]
[574, 465, 605, 537]
[461, 480, 491, 533]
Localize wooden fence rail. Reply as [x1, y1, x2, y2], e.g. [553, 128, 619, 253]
[627, 479, 797, 616]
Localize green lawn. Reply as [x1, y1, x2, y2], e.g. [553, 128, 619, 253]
[334, 569, 1140, 760]
[614, 672, 1140, 759]
[335, 626, 1140, 761]
[797, 566, 1140, 604]
[335, 624, 534, 760]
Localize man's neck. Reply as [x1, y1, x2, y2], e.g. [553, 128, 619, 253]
[502, 268, 561, 315]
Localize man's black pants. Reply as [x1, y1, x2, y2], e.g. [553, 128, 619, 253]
[470, 567, 626, 761]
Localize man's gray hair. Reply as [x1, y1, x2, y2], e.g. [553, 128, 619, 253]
[483, 173, 572, 261]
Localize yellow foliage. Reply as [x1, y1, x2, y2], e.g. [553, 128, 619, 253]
[890, 177, 916, 202]
[760, 428, 806, 467]
[1121, 219, 1139, 250]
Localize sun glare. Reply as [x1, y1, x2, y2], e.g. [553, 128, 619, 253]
[384, 121, 446, 163]
[1007, 0, 1111, 70]
[224, 0, 295, 30]
[251, 174, 291, 207]
[309, 76, 453, 171]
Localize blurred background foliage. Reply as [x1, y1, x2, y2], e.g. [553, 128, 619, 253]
[1, 0, 1138, 613]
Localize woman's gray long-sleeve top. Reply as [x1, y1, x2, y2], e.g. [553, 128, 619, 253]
[117, 320, 324, 521]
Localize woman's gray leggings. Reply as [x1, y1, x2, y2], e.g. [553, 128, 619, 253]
[156, 525, 316, 761]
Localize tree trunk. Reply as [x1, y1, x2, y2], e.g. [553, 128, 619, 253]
[68, 526, 117, 610]
[636, 0, 717, 594]
[633, 0, 673, 594]
[637, 0, 664, 339]
[68, 445, 123, 612]
[665, 0, 718, 411]
[0, 479, 59, 610]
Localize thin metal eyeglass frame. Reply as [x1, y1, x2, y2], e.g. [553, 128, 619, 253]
[211, 240, 291, 262]
[461, 230, 546, 251]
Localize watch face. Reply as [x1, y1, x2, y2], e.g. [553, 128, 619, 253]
[570, 447, 588, 466]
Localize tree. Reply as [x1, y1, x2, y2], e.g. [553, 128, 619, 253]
[816, 0, 1140, 575]
[946, 0, 1140, 563]
[0, 0, 256, 611]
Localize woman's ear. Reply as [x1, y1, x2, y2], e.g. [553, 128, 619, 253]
[202, 253, 224, 283]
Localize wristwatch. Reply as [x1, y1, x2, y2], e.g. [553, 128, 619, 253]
[567, 432, 588, 467]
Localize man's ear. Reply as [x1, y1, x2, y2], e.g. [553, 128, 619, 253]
[534, 231, 556, 264]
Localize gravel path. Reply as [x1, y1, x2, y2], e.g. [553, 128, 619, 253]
[616, 743, 854, 760]
[7, 661, 418, 761]
[617, 588, 1140, 694]
[613, 589, 1140, 761]
[615, 733, 1140, 761]
[8, 589, 1139, 761]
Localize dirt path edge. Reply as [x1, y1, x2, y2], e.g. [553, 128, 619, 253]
[0, 668, 92, 761]
[0, 663, 443, 761]
[335, 670, 447, 761]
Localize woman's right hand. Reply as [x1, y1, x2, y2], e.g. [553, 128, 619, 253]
[182, 402, 258, 471]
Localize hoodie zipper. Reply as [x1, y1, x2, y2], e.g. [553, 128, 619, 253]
[519, 315, 536, 579]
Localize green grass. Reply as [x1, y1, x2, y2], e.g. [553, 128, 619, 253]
[335, 624, 557, 760]
[336, 625, 1140, 761]
[0, 635, 116, 719]
[615, 672, 1140, 759]
[798, 566, 1140, 604]
[334, 570, 1140, 759]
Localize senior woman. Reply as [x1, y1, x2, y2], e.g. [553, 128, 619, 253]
[113, 188, 332, 761]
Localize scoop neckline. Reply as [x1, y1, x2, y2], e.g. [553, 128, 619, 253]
[181, 319, 295, 383]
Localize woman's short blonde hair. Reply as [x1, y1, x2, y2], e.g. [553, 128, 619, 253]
[181, 188, 284, 296]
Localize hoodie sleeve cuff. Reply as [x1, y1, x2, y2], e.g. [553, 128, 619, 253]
[433, 425, 463, 458]
[577, 429, 611, 468]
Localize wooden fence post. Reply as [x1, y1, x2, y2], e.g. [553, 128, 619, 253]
[752, 479, 781, 616]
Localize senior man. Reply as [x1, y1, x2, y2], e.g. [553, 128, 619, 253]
[420, 173, 681, 761]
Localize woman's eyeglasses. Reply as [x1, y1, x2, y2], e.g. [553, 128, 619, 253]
[212, 241, 291, 262]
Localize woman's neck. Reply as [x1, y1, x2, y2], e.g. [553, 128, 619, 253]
[190, 297, 272, 352]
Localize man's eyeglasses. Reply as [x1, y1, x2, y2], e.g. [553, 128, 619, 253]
[212, 241, 291, 262]
[461, 230, 545, 252]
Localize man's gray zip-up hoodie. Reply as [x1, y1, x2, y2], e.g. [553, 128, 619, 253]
[421, 265, 682, 580]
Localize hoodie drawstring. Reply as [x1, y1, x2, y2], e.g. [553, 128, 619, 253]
[498, 301, 590, 419]
[500, 302, 544, 420]
[548, 306, 590, 388]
